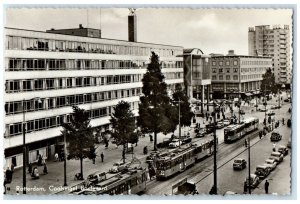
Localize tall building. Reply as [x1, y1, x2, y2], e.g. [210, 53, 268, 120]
[4, 26, 184, 168]
[210, 50, 272, 99]
[182, 48, 211, 114]
[248, 25, 291, 86]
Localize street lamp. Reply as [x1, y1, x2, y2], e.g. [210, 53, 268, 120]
[247, 137, 251, 194]
[22, 97, 42, 194]
[174, 98, 182, 148]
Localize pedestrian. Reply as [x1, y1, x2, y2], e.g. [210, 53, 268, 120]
[244, 139, 248, 148]
[259, 131, 262, 139]
[101, 152, 104, 162]
[273, 143, 276, 152]
[243, 181, 247, 194]
[43, 163, 48, 175]
[28, 163, 32, 174]
[11, 163, 15, 173]
[282, 118, 285, 125]
[5, 167, 12, 183]
[54, 153, 59, 161]
[37, 154, 42, 166]
[265, 180, 269, 194]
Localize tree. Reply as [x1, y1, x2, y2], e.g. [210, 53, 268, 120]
[261, 68, 278, 94]
[110, 101, 136, 163]
[137, 52, 177, 151]
[61, 105, 95, 180]
[172, 84, 194, 128]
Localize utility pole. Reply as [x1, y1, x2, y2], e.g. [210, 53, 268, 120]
[22, 99, 26, 194]
[64, 131, 67, 186]
[178, 98, 181, 149]
[248, 137, 251, 194]
[213, 101, 217, 195]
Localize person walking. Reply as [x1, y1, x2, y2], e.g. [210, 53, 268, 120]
[101, 152, 104, 162]
[28, 163, 32, 174]
[43, 163, 48, 175]
[273, 143, 276, 152]
[265, 180, 269, 194]
[244, 139, 248, 148]
[54, 153, 58, 161]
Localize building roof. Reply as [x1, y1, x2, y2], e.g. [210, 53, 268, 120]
[210, 55, 272, 59]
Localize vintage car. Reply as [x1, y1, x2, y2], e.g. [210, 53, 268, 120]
[277, 145, 289, 156]
[267, 110, 276, 116]
[109, 162, 129, 173]
[245, 174, 260, 188]
[195, 128, 206, 138]
[169, 139, 182, 148]
[233, 158, 247, 170]
[269, 152, 284, 164]
[270, 132, 282, 142]
[216, 121, 224, 129]
[254, 165, 270, 179]
[264, 159, 277, 171]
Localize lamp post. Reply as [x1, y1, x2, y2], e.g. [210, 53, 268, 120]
[22, 97, 42, 194]
[247, 137, 251, 194]
[63, 130, 67, 186]
[174, 98, 182, 148]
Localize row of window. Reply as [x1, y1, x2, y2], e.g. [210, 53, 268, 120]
[240, 67, 266, 73]
[6, 58, 183, 71]
[212, 68, 239, 74]
[5, 75, 141, 93]
[5, 88, 142, 115]
[240, 60, 271, 66]
[6, 35, 182, 57]
[240, 74, 263, 80]
[212, 75, 239, 81]
[6, 107, 108, 136]
[211, 60, 238, 66]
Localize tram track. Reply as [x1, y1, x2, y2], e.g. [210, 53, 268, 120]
[144, 129, 260, 195]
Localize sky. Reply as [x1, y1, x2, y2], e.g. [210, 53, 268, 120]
[5, 7, 293, 55]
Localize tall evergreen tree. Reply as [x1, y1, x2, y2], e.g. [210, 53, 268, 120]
[110, 101, 136, 163]
[261, 68, 278, 94]
[172, 84, 194, 128]
[61, 105, 95, 180]
[137, 52, 177, 151]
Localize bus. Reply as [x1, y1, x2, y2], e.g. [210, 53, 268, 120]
[71, 167, 147, 195]
[224, 117, 259, 143]
[155, 138, 215, 180]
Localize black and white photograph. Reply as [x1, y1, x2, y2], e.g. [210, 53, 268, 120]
[1, 1, 297, 200]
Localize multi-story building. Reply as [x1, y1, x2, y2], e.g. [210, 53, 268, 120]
[248, 25, 291, 86]
[182, 48, 211, 114]
[4, 26, 184, 168]
[210, 50, 272, 99]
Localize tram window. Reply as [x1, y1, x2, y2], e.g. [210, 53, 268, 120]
[131, 178, 137, 187]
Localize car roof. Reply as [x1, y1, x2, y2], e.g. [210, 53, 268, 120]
[271, 152, 281, 155]
[265, 159, 275, 163]
[234, 158, 244, 161]
[256, 165, 267, 169]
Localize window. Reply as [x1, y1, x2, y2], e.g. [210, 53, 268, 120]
[212, 61, 216, 66]
[219, 75, 223, 80]
[226, 68, 230, 73]
[233, 68, 238, 73]
[76, 77, 83, 87]
[226, 75, 230, 80]
[226, 61, 230, 66]
[219, 61, 223, 66]
[34, 79, 43, 90]
[219, 68, 223, 73]
[233, 60, 238, 66]
[46, 79, 55, 90]
[233, 75, 238, 80]
[67, 78, 73, 88]
[212, 68, 216, 73]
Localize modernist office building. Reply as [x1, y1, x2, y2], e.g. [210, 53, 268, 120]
[4, 25, 184, 168]
[210, 50, 272, 99]
[248, 25, 291, 86]
[182, 48, 211, 114]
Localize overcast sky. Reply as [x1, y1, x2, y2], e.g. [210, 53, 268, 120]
[5, 7, 293, 55]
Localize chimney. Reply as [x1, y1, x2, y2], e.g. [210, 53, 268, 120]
[128, 9, 137, 42]
[79, 24, 83, 29]
[227, 50, 235, 56]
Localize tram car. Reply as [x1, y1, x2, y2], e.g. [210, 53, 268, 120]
[155, 138, 215, 180]
[224, 117, 259, 143]
[71, 166, 147, 195]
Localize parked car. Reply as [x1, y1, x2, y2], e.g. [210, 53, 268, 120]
[270, 132, 282, 142]
[169, 139, 182, 148]
[269, 152, 284, 164]
[109, 162, 129, 173]
[264, 159, 277, 171]
[223, 119, 231, 126]
[270, 105, 280, 110]
[267, 110, 275, 116]
[195, 128, 206, 138]
[254, 165, 270, 179]
[258, 107, 268, 112]
[216, 121, 224, 129]
[277, 145, 289, 156]
[287, 138, 291, 148]
[245, 174, 260, 188]
[180, 136, 192, 144]
[157, 138, 172, 148]
[86, 171, 106, 185]
[233, 158, 247, 170]
[239, 110, 245, 115]
[284, 98, 290, 102]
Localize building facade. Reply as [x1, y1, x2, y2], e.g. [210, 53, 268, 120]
[4, 27, 184, 168]
[248, 25, 291, 85]
[210, 51, 272, 99]
[182, 48, 211, 113]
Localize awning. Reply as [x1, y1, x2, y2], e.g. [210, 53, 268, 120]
[245, 93, 253, 96]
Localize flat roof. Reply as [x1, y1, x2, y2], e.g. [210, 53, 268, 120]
[5, 27, 183, 49]
[210, 55, 272, 59]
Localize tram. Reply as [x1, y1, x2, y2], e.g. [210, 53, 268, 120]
[71, 167, 147, 195]
[224, 117, 259, 143]
[155, 138, 215, 180]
